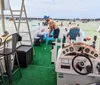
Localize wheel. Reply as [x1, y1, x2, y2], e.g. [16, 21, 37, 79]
[72, 54, 93, 75]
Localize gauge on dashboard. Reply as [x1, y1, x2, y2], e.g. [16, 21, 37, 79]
[66, 49, 69, 52]
[85, 48, 90, 53]
[94, 53, 98, 57]
[91, 51, 94, 54]
[70, 47, 74, 52]
[63, 51, 66, 54]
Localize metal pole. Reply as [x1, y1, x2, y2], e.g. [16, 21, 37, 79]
[17, 0, 24, 31]
[9, 0, 18, 32]
[1, 0, 5, 34]
[23, 0, 35, 55]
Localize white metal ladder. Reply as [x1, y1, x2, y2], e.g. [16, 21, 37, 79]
[0, 0, 35, 55]
[9, 0, 35, 55]
[10, 0, 32, 44]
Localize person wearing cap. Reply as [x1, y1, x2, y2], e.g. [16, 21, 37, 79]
[44, 15, 60, 41]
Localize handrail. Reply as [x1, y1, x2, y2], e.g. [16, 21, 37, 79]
[0, 33, 22, 56]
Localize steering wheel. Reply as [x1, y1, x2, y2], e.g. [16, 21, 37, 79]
[72, 54, 93, 75]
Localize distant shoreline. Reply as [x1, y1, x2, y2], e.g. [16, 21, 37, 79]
[0, 17, 100, 21]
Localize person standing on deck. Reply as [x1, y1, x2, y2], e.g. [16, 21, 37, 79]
[44, 15, 60, 41]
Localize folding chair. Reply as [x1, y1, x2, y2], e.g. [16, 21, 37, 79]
[45, 30, 54, 44]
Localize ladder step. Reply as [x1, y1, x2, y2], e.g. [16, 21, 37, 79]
[19, 32, 29, 33]
[12, 10, 24, 12]
[15, 22, 27, 23]
[13, 15, 20, 16]
[0, 15, 20, 16]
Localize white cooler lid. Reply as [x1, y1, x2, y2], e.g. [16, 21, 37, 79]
[34, 37, 40, 39]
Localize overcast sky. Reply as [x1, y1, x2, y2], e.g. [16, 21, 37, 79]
[4, 0, 100, 18]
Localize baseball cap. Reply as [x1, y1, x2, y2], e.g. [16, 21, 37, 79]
[43, 15, 50, 19]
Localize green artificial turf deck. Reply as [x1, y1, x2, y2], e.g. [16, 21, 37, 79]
[12, 43, 56, 85]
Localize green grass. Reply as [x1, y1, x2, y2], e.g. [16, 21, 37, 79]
[12, 43, 56, 85]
